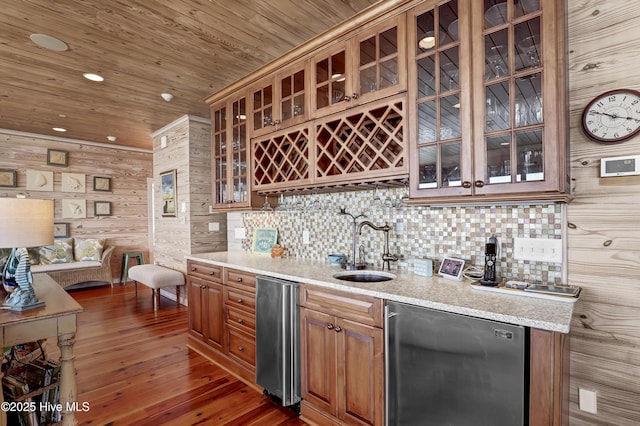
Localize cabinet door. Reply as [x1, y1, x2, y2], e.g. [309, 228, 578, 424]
[336, 318, 384, 426]
[212, 103, 229, 206]
[187, 277, 204, 338]
[352, 15, 407, 105]
[250, 76, 276, 138]
[204, 282, 224, 350]
[312, 42, 353, 118]
[471, 0, 566, 195]
[277, 61, 309, 128]
[300, 307, 337, 416]
[408, 0, 474, 198]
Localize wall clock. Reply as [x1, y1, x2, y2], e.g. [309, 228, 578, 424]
[582, 89, 640, 143]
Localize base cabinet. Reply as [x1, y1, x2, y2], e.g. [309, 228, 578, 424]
[187, 261, 257, 385]
[299, 285, 384, 426]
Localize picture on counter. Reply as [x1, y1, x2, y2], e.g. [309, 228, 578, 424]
[47, 149, 68, 166]
[54, 223, 70, 238]
[252, 228, 278, 254]
[160, 169, 177, 217]
[26, 170, 54, 191]
[94, 201, 112, 216]
[61, 172, 86, 193]
[0, 169, 16, 187]
[93, 176, 111, 192]
[438, 257, 465, 281]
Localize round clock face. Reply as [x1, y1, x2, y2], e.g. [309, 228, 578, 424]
[582, 89, 640, 143]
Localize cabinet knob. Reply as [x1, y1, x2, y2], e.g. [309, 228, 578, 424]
[343, 95, 351, 102]
[335, 326, 343, 333]
[326, 323, 335, 330]
[352, 93, 359, 100]
[237, 277, 243, 282]
[209, 271, 215, 276]
[237, 319, 244, 324]
[272, 120, 280, 126]
[237, 298, 243, 303]
[191, 267, 196, 271]
[238, 346, 244, 351]
[474, 180, 486, 188]
[462, 181, 472, 188]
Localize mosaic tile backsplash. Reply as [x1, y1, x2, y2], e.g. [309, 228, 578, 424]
[239, 188, 564, 284]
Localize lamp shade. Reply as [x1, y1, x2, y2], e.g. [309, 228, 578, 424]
[0, 198, 54, 248]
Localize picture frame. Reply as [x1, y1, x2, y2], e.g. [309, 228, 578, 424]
[160, 169, 177, 217]
[94, 201, 112, 216]
[93, 176, 111, 192]
[0, 169, 16, 187]
[53, 223, 70, 238]
[47, 149, 68, 166]
[62, 199, 86, 218]
[61, 172, 86, 193]
[26, 170, 54, 192]
[438, 257, 465, 281]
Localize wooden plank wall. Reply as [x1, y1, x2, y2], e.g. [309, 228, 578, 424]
[0, 131, 152, 283]
[152, 115, 226, 303]
[567, 1, 640, 425]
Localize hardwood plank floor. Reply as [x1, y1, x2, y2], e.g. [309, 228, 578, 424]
[45, 284, 306, 425]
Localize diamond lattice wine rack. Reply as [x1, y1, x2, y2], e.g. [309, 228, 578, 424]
[315, 96, 406, 183]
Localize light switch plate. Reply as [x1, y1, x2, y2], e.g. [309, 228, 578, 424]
[208, 222, 220, 232]
[579, 388, 597, 414]
[513, 237, 563, 263]
[302, 229, 310, 244]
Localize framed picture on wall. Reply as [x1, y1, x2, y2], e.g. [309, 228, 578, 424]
[160, 169, 177, 217]
[93, 176, 111, 192]
[0, 169, 16, 187]
[47, 149, 68, 166]
[54, 223, 70, 238]
[94, 201, 112, 216]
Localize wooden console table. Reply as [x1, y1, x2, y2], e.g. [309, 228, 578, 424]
[0, 274, 83, 426]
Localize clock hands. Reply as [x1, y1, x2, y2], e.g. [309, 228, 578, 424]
[591, 110, 640, 123]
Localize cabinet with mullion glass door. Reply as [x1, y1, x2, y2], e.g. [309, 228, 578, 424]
[471, 0, 567, 197]
[250, 62, 310, 138]
[408, 0, 474, 198]
[312, 15, 406, 119]
[211, 93, 262, 210]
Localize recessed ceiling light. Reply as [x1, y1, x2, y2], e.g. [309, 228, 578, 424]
[419, 34, 436, 50]
[52, 127, 66, 132]
[58, 114, 67, 118]
[83, 73, 104, 82]
[107, 135, 117, 142]
[30, 34, 69, 51]
[160, 93, 174, 102]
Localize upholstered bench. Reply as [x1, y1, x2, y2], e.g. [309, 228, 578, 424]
[128, 264, 185, 309]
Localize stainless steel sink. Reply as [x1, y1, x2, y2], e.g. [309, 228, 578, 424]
[333, 270, 396, 283]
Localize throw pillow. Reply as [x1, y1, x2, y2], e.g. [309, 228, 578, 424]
[74, 238, 105, 262]
[38, 238, 74, 264]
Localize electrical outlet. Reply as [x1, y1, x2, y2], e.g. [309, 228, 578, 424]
[513, 237, 563, 263]
[302, 229, 310, 244]
[234, 227, 246, 239]
[208, 222, 220, 232]
[579, 388, 597, 414]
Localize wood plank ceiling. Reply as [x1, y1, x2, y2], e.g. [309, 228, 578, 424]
[0, 0, 381, 150]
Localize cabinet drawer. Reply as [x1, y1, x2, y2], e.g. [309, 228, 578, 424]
[227, 327, 256, 369]
[225, 269, 256, 293]
[224, 287, 256, 313]
[226, 307, 256, 334]
[299, 284, 383, 327]
[187, 260, 223, 283]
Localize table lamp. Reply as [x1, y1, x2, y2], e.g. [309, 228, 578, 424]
[0, 198, 54, 311]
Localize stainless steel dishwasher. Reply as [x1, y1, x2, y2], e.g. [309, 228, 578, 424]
[255, 276, 300, 409]
[386, 301, 527, 426]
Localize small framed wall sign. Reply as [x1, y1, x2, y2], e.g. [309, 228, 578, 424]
[252, 228, 278, 254]
[94, 201, 112, 216]
[160, 169, 177, 217]
[93, 176, 111, 192]
[0, 169, 16, 187]
[47, 149, 69, 166]
[54, 223, 70, 238]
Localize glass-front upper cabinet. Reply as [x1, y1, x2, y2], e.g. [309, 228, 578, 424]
[409, 0, 567, 201]
[312, 43, 352, 117]
[212, 93, 257, 210]
[409, 0, 473, 198]
[471, 0, 566, 196]
[250, 61, 309, 137]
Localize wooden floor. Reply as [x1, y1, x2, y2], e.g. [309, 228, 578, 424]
[46, 284, 306, 425]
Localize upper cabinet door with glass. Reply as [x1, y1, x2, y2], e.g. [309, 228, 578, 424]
[408, 0, 474, 198]
[250, 61, 310, 138]
[471, 0, 567, 196]
[312, 42, 353, 118]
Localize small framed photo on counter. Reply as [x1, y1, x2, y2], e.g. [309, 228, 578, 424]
[438, 257, 465, 281]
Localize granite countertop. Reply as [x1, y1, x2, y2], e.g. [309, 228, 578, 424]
[185, 252, 576, 333]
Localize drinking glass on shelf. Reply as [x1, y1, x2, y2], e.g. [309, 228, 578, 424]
[518, 35, 540, 67]
[261, 195, 273, 212]
[487, 45, 507, 78]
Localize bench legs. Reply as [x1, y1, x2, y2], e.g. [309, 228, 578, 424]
[133, 281, 182, 310]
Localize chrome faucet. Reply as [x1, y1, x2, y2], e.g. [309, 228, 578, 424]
[339, 208, 367, 270]
[357, 221, 399, 271]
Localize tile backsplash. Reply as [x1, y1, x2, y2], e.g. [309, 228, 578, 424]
[230, 188, 563, 283]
